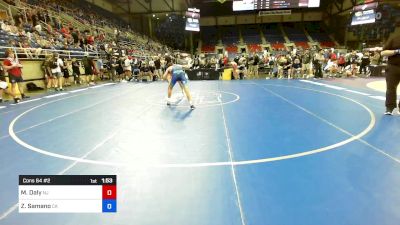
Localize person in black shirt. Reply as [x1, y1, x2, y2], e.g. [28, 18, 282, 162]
[131, 62, 140, 81]
[359, 52, 370, 76]
[234, 56, 240, 65]
[140, 62, 151, 81]
[70, 28, 79, 48]
[154, 56, 161, 79]
[116, 57, 124, 81]
[71, 58, 81, 84]
[108, 57, 119, 82]
[283, 55, 292, 79]
[218, 56, 224, 70]
[248, 55, 255, 78]
[82, 56, 92, 85]
[193, 56, 200, 69]
[62, 58, 71, 86]
[301, 50, 312, 78]
[313, 50, 324, 78]
[349, 51, 359, 77]
[291, 55, 302, 79]
[381, 32, 400, 115]
[253, 54, 260, 79]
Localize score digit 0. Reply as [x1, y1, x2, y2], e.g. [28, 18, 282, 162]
[102, 185, 116, 199]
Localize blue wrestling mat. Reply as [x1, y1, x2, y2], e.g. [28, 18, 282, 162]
[0, 79, 399, 225]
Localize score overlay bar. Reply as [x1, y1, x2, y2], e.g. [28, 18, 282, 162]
[19, 175, 117, 213]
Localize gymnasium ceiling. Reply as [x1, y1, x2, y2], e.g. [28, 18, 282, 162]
[99, 0, 400, 18]
[103, 0, 190, 15]
[103, 0, 334, 17]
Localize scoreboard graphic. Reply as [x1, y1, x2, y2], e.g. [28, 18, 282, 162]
[233, 0, 320, 11]
[19, 175, 117, 213]
[185, 8, 200, 32]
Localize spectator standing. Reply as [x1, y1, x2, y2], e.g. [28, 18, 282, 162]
[71, 58, 81, 84]
[82, 55, 93, 85]
[90, 58, 98, 85]
[50, 53, 65, 91]
[248, 54, 255, 78]
[370, 51, 381, 66]
[337, 53, 346, 74]
[253, 54, 260, 79]
[154, 56, 162, 80]
[349, 51, 359, 77]
[291, 55, 301, 79]
[42, 55, 56, 89]
[149, 57, 156, 80]
[108, 57, 119, 82]
[359, 52, 370, 76]
[62, 58, 71, 86]
[123, 56, 132, 81]
[3, 49, 29, 99]
[277, 55, 287, 79]
[301, 50, 312, 78]
[313, 50, 324, 78]
[96, 58, 104, 80]
[369, 51, 381, 77]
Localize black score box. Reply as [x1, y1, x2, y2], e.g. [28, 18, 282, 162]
[18, 175, 117, 213]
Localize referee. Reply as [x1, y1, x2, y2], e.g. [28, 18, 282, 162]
[381, 32, 400, 115]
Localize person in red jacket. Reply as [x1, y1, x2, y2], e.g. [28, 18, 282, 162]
[3, 49, 29, 99]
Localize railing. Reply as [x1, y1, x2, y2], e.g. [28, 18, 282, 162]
[0, 46, 101, 60]
[0, 45, 165, 60]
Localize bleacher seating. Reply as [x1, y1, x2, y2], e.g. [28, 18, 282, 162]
[271, 43, 285, 50]
[201, 26, 219, 46]
[284, 24, 308, 42]
[197, 22, 340, 52]
[201, 45, 215, 53]
[242, 25, 261, 44]
[320, 41, 336, 48]
[263, 24, 285, 44]
[221, 26, 239, 45]
[0, 39, 7, 45]
[248, 44, 262, 53]
[225, 45, 238, 53]
[309, 32, 331, 42]
[0, 0, 169, 58]
[295, 42, 309, 49]
[305, 22, 336, 48]
[306, 23, 332, 42]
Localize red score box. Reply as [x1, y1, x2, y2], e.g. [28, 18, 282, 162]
[102, 185, 117, 199]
